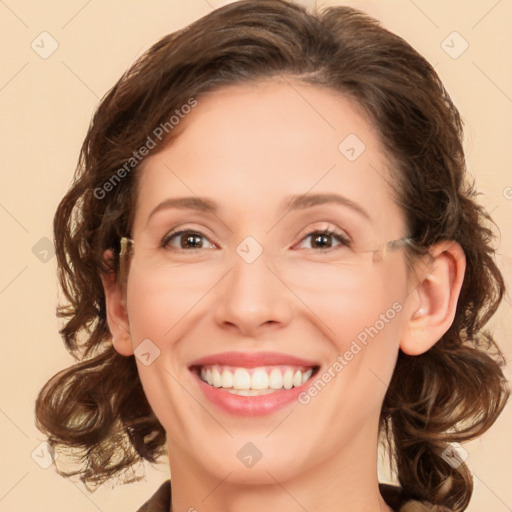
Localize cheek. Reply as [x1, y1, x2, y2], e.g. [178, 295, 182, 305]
[293, 262, 406, 345]
[124, 262, 221, 341]
[123, 266, 205, 437]
[294, 280, 405, 455]
[332, 290, 404, 350]
[318, 263, 407, 384]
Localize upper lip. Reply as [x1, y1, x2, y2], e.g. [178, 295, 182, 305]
[189, 351, 319, 369]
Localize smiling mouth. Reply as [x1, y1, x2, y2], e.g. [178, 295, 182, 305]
[191, 364, 320, 396]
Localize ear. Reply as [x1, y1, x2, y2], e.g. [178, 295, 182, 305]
[400, 241, 466, 356]
[101, 249, 134, 356]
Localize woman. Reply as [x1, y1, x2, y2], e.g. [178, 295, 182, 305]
[35, 1, 509, 511]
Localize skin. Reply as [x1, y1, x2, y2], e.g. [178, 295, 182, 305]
[103, 80, 466, 512]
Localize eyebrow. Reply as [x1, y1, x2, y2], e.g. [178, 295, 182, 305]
[147, 193, 370, 222]
[285, 193, 370, 220]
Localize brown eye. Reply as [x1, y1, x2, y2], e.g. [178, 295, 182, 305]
[296, 229, 351, 251]
[162, 230, 216, 250]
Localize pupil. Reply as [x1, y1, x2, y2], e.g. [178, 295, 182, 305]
[183, 234, 202, 248]
[313, 234, 332, 248]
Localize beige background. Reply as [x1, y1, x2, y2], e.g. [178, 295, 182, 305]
[0, 0, 511, 510]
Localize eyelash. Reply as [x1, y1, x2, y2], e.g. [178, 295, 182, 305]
[160, 226, 351, 252]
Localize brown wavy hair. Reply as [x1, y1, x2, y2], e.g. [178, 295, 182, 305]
[35, 0, 509, 509]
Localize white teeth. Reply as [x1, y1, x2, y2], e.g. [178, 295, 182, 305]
[283, 369, 293, 390]
[221, 369, 233, 388]
[233, 368, 251, 390]
[212, 367, 222, 387]
[198, 365, 315, 392]
[269, 368, 283, 389]
[251, 369, 269, 390]
[227, 389, 275, 396]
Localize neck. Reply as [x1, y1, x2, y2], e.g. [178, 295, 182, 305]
[167, 419, 394, 512]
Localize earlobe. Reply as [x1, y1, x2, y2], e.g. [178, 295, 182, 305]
[101, 249, 134, 356]
[400, 241, 466, 356]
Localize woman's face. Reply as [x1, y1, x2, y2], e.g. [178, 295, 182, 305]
[124, 81, 414, 483]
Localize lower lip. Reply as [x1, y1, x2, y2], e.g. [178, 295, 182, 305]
[191, 369, 317, 417]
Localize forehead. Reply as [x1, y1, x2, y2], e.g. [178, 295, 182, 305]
[133, 80, 405, 236]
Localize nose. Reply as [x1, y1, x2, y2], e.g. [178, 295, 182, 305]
[214, 247, 293, 337]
